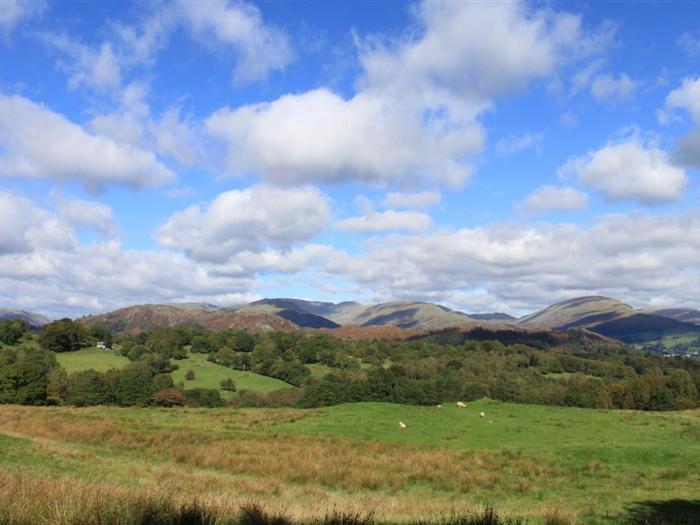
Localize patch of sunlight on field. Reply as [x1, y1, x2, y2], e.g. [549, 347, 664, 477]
[56, 348, 130, 372]
[171, 351, 293, 398]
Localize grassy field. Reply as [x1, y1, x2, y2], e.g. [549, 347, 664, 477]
[171, 351, 292, 398]
[0, 400, 698, 523]
[55, 347, 130, 372]
[53, 349, 292, 400]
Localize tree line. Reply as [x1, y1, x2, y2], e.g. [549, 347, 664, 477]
[0, 318, 699, 411]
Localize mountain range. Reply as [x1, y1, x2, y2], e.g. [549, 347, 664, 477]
[5, 296, 700, 348]
[0, 309, 51, 329]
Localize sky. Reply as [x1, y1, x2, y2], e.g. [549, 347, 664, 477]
[2, 0, 700, 319]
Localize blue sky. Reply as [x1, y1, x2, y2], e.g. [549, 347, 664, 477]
[2, 0, 700, 318]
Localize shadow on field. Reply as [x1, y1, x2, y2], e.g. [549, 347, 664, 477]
[623, 499, 700, 525]
[237, 504, 522, 525]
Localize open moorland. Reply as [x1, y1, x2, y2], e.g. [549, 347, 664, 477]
[1, 400, 699, 524]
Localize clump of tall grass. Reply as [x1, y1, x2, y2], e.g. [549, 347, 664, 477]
[0, 476, 529, 525]
[414, 506, 522, 525]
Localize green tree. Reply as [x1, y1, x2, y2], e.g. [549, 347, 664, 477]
[0, 319, 30, 345]
[89, 324, 113, 348]
[65, 370, 112, 406]
[39, 319, 89, 353]
[214, 346, 236, 367]
[115, 362, 155, 406]
[0, 362, 49, 405]
[185, 369, 195, 380]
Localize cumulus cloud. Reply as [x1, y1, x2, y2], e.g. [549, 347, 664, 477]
[88, 83, 201, 168]
[560, 139, 687, 204]
[177, 0, 292, 83]
[325, 209, 700, 313]
[54, 196, 119, 238]
[337, 209, 432, 233]
[383, 191, 441, 210]
[590, 72, 637, 101]
[0, 192, 50, 255]
[660, 77, 700, 168]
[206, 2, 607, 187]
[206, 89, 482, 187]
[0, 94, 175, 192]
[522, 185, 588, 213]
[0, 192, 261, 317]
[0, 0, 45, 38]
[360, 2, 605, 108]
[663, 77, 700, 121]
[156, 185, 332, 262]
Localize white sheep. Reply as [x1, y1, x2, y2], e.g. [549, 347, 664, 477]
[480, 411, 485, 418]
[399, 421, 407, 429]
[456, 401, 466, 408]
[437, 404, 442, 408]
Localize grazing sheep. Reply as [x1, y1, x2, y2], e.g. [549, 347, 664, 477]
[399, 421, 407, 429]
[480, 411, 485, 418]
[437, 404, 442, 408]
[456, 401, 466, 408]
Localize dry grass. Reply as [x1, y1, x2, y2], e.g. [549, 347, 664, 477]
[3, 404, 696, 523]
[0, 406, 563, 522]
[0, 475, 526, 525]
[0, 406, 563, 497]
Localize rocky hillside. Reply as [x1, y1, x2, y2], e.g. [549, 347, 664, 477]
[78, 304, 297, 334]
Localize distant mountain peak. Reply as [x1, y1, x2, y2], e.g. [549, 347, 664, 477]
[0, 308, 51, 328]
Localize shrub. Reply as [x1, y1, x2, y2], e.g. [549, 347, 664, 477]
[220, 378, 236, 391]
[185, 369, 196, 381]
[152, 388, 186, 407]
[184, 388, 225, 408]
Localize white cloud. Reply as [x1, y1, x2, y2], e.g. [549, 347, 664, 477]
[360, 2, 606, 108]
[88, 83, 201, 168]
[156, 185, 332, 262]
[325, 209, 700, 314]
[0, 192, 260, 318]
[42, 34, 121, 92]
[55, 196, 118, 238]
[560, 139, 687, 204]
[0, 94, 175, 192]
[177, 0, 292, 83]
[590, 72, 637, 101]
[206, 88, 482, 187]
[337, 210, 432, 233]
[0, 0, 45, 38]
[659, 77, 700, 168]
[663, 77, 700, 121]
[0, 192, 49, 255]
[383, 191, 441, 210]
[206, 2, 607, 188]
[523, 186, 588, 213]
